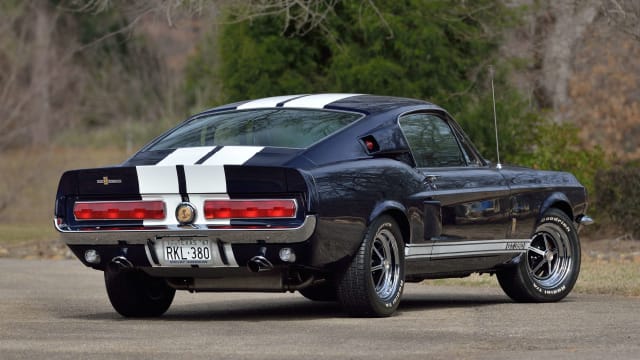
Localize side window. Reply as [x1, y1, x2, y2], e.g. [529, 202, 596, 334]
[399, 113, 465, 167]
[457, 135, 481, 166]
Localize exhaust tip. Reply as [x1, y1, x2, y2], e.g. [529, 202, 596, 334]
[247, 255, 274, 272]
[110, 256, 133, 270]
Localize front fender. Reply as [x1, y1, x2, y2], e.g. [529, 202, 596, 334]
[539, 192, 574, 223]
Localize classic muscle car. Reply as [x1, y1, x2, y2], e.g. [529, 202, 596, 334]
[54, 94, 591, 317]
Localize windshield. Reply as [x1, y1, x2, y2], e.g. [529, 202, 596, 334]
[147, 109, 363, 150]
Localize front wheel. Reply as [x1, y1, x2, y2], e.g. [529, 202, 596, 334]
[104, 265, 175, 317]
[336, 215, 405, 317]
[497, 209, 581, 302]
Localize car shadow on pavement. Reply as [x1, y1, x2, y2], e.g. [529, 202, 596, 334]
[68, 291, 513, 322]
[398, 292, 512, 312]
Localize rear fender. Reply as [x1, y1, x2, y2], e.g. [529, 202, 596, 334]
[368, 201, 411, 245]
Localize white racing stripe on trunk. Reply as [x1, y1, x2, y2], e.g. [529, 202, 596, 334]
[136, 166, 179, 194]
[201, 146, 264, 165]
[282, 93, 360, 108]
[156, 146, 216, 165]
[183, 165, 227, 193]
[236, 95, 306, 109]
[137, 146, 265, 227]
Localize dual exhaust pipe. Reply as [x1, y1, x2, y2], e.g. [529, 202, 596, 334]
[107, 247, 287, 274]
[108, 253, 274, 273]
[247, 247, 274, 273]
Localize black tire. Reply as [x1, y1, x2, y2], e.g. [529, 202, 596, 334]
[299, 281, 337, 302]
[336, 215, 405, 317]
[497, 209, 581, 302]
[104, 266, 175, 317]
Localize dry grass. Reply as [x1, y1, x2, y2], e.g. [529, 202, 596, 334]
[426, 255, 640, 298]
[576, 256, 640, 297]
[0, 146, 131, 225]
[0, 223, 57, 244]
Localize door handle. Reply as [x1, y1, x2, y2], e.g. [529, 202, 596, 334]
[423, 174, 439, 189]
[424, 174, 439, 183]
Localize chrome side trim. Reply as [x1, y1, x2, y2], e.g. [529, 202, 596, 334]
[405, 238, 531, 260]
[55, 215, 317, 245]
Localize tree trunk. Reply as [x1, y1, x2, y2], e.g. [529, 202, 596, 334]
[32, 0, 51, 146]
[539, 0, 599, 119]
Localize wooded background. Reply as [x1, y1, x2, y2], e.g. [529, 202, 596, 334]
[1, 0, 638, 239]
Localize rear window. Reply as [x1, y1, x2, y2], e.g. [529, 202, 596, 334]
[147, 109, 362, 150]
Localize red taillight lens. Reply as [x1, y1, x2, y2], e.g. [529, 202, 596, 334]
[204, 199, 297, 219]
[73, 201, 166, 220]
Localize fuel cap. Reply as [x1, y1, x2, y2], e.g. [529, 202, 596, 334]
[175, 202, 196, 225]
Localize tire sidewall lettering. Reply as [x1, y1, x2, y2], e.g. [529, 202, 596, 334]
[371, 219, 404, 310]
[381, 279, 404, 308]
[540, 215, 571, 234]
[531, 281, 567, 296]
[525, 212, 578, 299]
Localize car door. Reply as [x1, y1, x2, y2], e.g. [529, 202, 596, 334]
[400, 112, 516, 274]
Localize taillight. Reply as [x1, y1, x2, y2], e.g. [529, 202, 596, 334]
[73, 201, 166, 220]
[204, 199, 297, 219]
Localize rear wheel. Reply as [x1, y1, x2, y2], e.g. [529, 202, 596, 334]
[104, 265, 175, 317]
[497, 209, 581, 302]
[336, 215, 405, 317]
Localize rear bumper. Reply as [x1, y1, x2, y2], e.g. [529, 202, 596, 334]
[55, 215, 317, 245]
[67, 240, 315, 274]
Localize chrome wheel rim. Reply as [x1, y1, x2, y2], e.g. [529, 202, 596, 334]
[526, 226, 573, 289]
[370, 228, 401, 300]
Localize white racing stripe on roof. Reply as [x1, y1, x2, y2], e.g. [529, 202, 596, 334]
[236, 95, 306, 109]
[282, 93, 360, 109]
[201, 146, 264, 165]
[156, 146, 216, 165]
[136, 166, 179, 194]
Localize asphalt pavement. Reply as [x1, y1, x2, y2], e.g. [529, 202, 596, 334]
[0, 259, 638, 359]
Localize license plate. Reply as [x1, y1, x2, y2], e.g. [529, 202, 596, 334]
[161, 238, 213, 265]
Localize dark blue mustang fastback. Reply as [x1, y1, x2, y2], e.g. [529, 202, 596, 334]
[55, 94, 591, 317]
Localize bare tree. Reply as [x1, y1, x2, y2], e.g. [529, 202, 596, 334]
[536, 1, 600, 116]
[602, 0, 640, 40]
[0, 1, 169, 214]
[61, 0, 387, 37]
[32, 1, 54, 145]
[0, 1, 82, 150]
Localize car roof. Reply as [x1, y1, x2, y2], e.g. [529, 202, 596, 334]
[205, 94, 445, 116]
